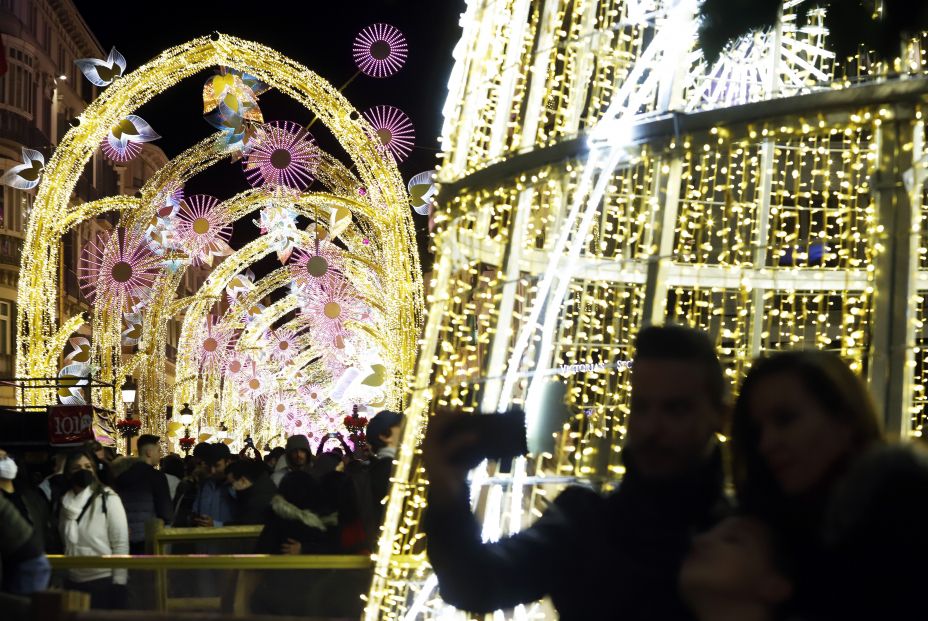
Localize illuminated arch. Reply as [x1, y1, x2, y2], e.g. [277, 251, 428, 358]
[17, 34, 423, 413]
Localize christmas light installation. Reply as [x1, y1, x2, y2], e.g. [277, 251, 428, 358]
[75, 47, 127, 87]
[78, 227, 162, 312]
[199, 315, 238, 373]
[173, 194, 232, 267]
[353, 23, 408, 78]
[100, 115, 160, 163]
[298, 273, 362, 350]
[408, 170, 436, 216]
[289, 240, 342, 290]
[243, 121, 319, 190]
[363, 105, 415, 163]
[0, 147, 45, 190]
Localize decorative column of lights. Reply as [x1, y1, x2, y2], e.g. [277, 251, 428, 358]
[16, 34, 423, 415]
[367, 0, 928, 618]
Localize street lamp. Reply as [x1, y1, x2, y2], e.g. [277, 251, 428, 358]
[117, 376, 139, 455]
[121, 376, 137, 409]
[179, 403, 195, 456]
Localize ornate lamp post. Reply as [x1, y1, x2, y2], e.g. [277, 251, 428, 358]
[178, 403, 195, 456]
[116, 376, 140, 455]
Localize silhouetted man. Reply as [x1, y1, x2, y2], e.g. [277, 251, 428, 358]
[112, 434, 173, 554]
[424, 325, 729, 620]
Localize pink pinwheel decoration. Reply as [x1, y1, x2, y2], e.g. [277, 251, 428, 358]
[289, 240, 342, 291]
[353, 23, 408, 78]
[78, 227, 162, 312]
[243, 121, 318, 190]
[199, 315, 238, 373]
[298, 274, 364, 350]
[266, 327, 302, 364]
[363, 105, 415, 163]
[174, 194, 232, 266]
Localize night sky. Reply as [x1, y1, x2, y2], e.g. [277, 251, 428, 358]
[73, 0, 466, 281]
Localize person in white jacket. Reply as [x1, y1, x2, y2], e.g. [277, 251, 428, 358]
[59, 449, 129, 609]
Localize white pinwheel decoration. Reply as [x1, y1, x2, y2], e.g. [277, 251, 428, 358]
[1, 148, 45, 190]
[121, 313, 144, 346]
[101, 115, 160, 163]
[408, 171, 437, 216]
[75, 47, 127, 87]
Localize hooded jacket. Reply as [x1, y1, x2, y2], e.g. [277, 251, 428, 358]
[59, 485, 129, 585]
[779, 444, 928, 620]
[111, 457, 173, 544]
[425, 448, 727, 621]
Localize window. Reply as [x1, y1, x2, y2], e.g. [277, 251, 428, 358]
[1, 186, 31, 233]
[0, 301, 12, 357]
[0, 46, 35, 117]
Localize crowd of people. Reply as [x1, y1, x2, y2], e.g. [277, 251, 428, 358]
[0, 408, 404, 615]
[4, 323, 928, 619]
[424, 324, 928, 621]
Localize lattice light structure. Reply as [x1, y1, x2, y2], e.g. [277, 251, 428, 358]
[368, 1, 928, 619]
[16, 35, 423, 471]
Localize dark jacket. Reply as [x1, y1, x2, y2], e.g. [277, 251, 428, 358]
[255, 494, 338, 555]
[111, 458, 173, 543]
[231, 474, 277, 525]
[2, 486, 52, 553]
[425, 448, 727, 621]
[780, 444, 928, 620]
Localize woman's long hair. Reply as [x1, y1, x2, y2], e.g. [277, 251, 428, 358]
[731, 350, 883, 521]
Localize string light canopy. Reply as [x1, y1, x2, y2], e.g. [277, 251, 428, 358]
[353, 23, 408, 78]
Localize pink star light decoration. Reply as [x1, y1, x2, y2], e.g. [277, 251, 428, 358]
[363, 105, 415, 163]
[243, 121, 319, 190]
[78, 227, 163, 312]
[353, 23, 408, 78]
[174, 194, 232, 266]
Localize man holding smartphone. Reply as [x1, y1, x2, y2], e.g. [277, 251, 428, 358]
[424, 325, 729, 620]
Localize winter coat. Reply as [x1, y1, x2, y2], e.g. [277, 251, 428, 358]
[425, 447, 728, 621]
[779, 444, 928, 620]
[191, 478, 236, 526]
[255, 494, 338, 555]
[111, 458, 173, 544]
[3, 486, 52, 553]
[231, 474, 277, 525]
[59, 485, 129, 585]
[0, 494, 42, 586]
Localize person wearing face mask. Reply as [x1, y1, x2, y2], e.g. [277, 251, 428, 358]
[679, 515, 793, 621]
[731, 350, 928, 619]
[0, 450, 51, 595]
[0, 449, 53, 554]
[59, 449, 129, 609]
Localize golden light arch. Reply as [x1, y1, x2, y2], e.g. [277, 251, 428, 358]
[16, 34, 423, 414]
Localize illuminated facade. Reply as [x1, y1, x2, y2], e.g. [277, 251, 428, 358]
[369, 1, 928, 618]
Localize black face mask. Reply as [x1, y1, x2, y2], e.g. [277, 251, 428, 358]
[70, 469, 95, 489]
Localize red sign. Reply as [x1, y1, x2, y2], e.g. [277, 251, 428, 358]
[48, 406, 94, 446]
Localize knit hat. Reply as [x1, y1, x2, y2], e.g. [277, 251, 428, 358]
[367, 410, 403, 451]
[285, 434, 311, 453]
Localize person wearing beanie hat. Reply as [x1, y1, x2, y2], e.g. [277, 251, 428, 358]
[272, 434, 313, 486]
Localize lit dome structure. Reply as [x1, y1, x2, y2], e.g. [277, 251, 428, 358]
[369, 1, 928, 618]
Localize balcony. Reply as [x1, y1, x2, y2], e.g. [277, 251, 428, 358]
[0, 233, 23, 268]
[0, 108, 51, 151]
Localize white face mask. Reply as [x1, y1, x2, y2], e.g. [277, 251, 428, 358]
[0, 456, 18, 481]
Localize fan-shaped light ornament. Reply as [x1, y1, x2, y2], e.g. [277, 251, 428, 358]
[223, 352, 250, 379]
[1, 147, 45, 190]
[353, 23, 408, 78]
[121, 313, 144, 346]
[267, 391, 295, 424]
[256, 206, 301, 263]
[265, 327, 302, 364]
[199, 315, 238, 373]
[78, 227, 163, 312]
[239, 360, 269, 403]
[363, 105, 415, 163]
[243, 121, 318, 190]
[299, 274, 363, 349]
[75, 47, 126, 87]
[100, 115, 160, 163]
[290, 240, 342, 291]
[408, 170, 437, 216]
[174, 195, 232, 266]
[58, 363, 90, 406]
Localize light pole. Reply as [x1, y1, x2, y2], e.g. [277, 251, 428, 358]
[179, 403, 194, 456]
[118, 376, 139, 455]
